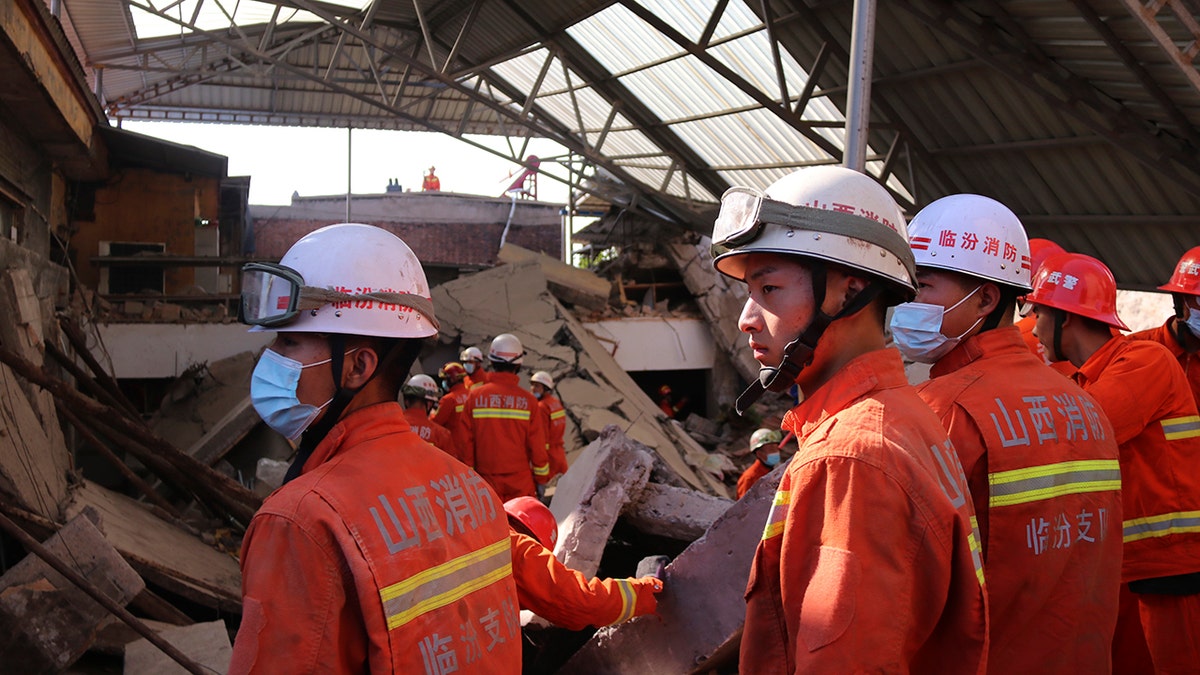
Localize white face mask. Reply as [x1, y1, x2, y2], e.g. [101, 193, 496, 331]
[890, 285, 985, 364]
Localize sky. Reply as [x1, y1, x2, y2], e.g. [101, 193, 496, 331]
[123, 121, 574, 207]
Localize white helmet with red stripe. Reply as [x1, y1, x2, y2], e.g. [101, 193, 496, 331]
[488, 333, 524, 365]
[907, 194, 1032, 291]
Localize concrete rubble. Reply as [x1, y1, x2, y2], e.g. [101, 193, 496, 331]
[123, 620, 232, 675]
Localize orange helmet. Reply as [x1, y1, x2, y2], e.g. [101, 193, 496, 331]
[1028, 238, 1067, 277]
[1026, 252, 1129, 330]
[1158, 246, 1200, 296]
[438, 361, 467, 382]
[658, 384, 672, 397]
[504, 497, 558, 549]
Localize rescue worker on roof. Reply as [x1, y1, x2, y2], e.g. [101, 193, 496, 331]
[461, 346, 491, 388]
[1015, 238, 1077, 376]
[503, 497, 662, 631]
[1027, 252, 1200, 674]
[736, 428, 785, 500]
[530, 371, 568, 479]
[712, 166, 987, 673]
[1132, 245, 1200, 410]
[401, 374, 459, 461]
[230, 223, 519, 674]
[433, 361, 471, 462]
[894, 195, 1122, 673]
[461, 334, 551, 502]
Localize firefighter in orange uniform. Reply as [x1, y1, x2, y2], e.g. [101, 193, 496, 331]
[504, 497, 661, 630]
[1028, 252, 1200, 674]
[1132, 245, 1200, 409]
[461, 334, 551, 502]
[231, 224, 519, 674]
[461, 346, 491, 389]
[895, 195, 1121, 673]
[530, 371, 568, 478]
[713, 166, 987, 673]
[401, 374, 459, 461]
[1015, 238, 1076, 375]
[432, 360, 468, 449]
[736, 428, 784, 499]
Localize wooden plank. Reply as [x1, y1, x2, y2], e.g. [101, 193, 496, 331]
[64, 481, 242, 613]
[0, 509, 145, 672]
[0, 362, 71, 519]
[188, 397, 260, 467]
[124, 620, 233, 675]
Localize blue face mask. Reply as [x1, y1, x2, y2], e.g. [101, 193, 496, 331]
[764, 452, 781, 467]
[250, 349, 338, 441]
[1185, 307, 1200, 340]
[890, 285, 984, 364]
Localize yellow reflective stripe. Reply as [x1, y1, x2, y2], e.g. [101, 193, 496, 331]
[473, 407, 531, 421]
[1162, 415, 1200, 441]
[454, 404, 464, 413]
[988, 459, 1121, 508]
[532, 463, 550, 476]
[379, 538, 511, 630]
[968, 515, 985, 587]
[550, 410, 566, 420]
[762, 489, 790, 540]
[610, 579, 636, 625]
[1123, 510, 1200, 543]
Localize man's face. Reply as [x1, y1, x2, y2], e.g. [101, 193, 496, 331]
[737, 253, 815, 369]
[531, 383, 546, 398]
[268, 332, 337, 407]
[914, 268, 983, 339]
[1030, 304, 1056, 356]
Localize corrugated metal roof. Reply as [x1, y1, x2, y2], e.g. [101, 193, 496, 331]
[47, 0, 1200, 289]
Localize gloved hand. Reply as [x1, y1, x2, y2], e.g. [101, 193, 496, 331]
[635, 554, 671, 580]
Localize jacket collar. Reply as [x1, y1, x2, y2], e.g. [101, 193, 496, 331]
[302, 402, 412, 474]
[782, 348, 908, 439]
[930, 325, 1028, 378]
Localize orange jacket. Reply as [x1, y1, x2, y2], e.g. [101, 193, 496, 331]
[537, 394, 568, 477]
[509, 530, 659, 630]
[1132, 317, 1200, 410]
[741, 349, 988, 674]
[466, 369, 491, 390]
[461, 372, 550, 502]
[918, 326, 1122, 673]
[403, 405, 458, 461]
[433, 380, 469, 434]
[230, 403, 520, 675]
[736, 460, 772, 500]
[1074, 335, 1200, 582]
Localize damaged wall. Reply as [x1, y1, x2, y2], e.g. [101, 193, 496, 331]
[427, 252, 730, 498]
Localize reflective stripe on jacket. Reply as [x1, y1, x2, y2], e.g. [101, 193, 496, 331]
[1075, 335, 1200, 582]
[510, 530, 658, 630]
[230, 403, 520, 675]
[918, 326, 1122, 673]
[461, 372, 550, 502]
[537, 394, 568, 477]
[740, 348, 988, 674]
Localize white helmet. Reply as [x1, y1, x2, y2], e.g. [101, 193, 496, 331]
[530, 371, 554, 388]
[907, 194, 1032, 291]
[403, 374, 441, 402]
[712, 166, 916, 301]
[488, 333, 524, 365]
[460, 346, 484, 362]
[240, 223, 438, 338]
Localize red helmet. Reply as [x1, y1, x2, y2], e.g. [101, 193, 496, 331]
[658, 385, 672, 397]
[438, 361, 467, 382]
[1028, 238, 1067, 276]
[504, 497, 558, 549]
[1158, 246, 1200, 296]
[1026, 252, 1129, 331]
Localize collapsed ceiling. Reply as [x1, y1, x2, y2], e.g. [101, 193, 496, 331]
[55, 0, 1200, 289]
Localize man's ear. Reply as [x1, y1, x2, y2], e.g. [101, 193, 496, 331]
[975, 282, 1002, 317]
[826, 269, 870, 315]
[342, 345, 380, 389]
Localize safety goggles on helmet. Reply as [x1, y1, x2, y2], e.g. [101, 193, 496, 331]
[711, 187, 911, 264]
[239, 261, 440, 330]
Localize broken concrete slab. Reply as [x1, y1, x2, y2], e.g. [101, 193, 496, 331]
[563, 463, 785, 674]
[0, 509, 145, 673]
[622, 482, 732, 542]
[550, 426, 655, 579]
[150, 351, 260, 458]
[498, 243, 611, 311]
[124, 620, 232, 675]
[63, 481, 242, 613]
[556, 376, 622, 412]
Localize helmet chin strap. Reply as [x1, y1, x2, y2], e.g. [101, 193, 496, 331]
[1049, 309, 1067, 365]
[734, 265, 883, 416]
